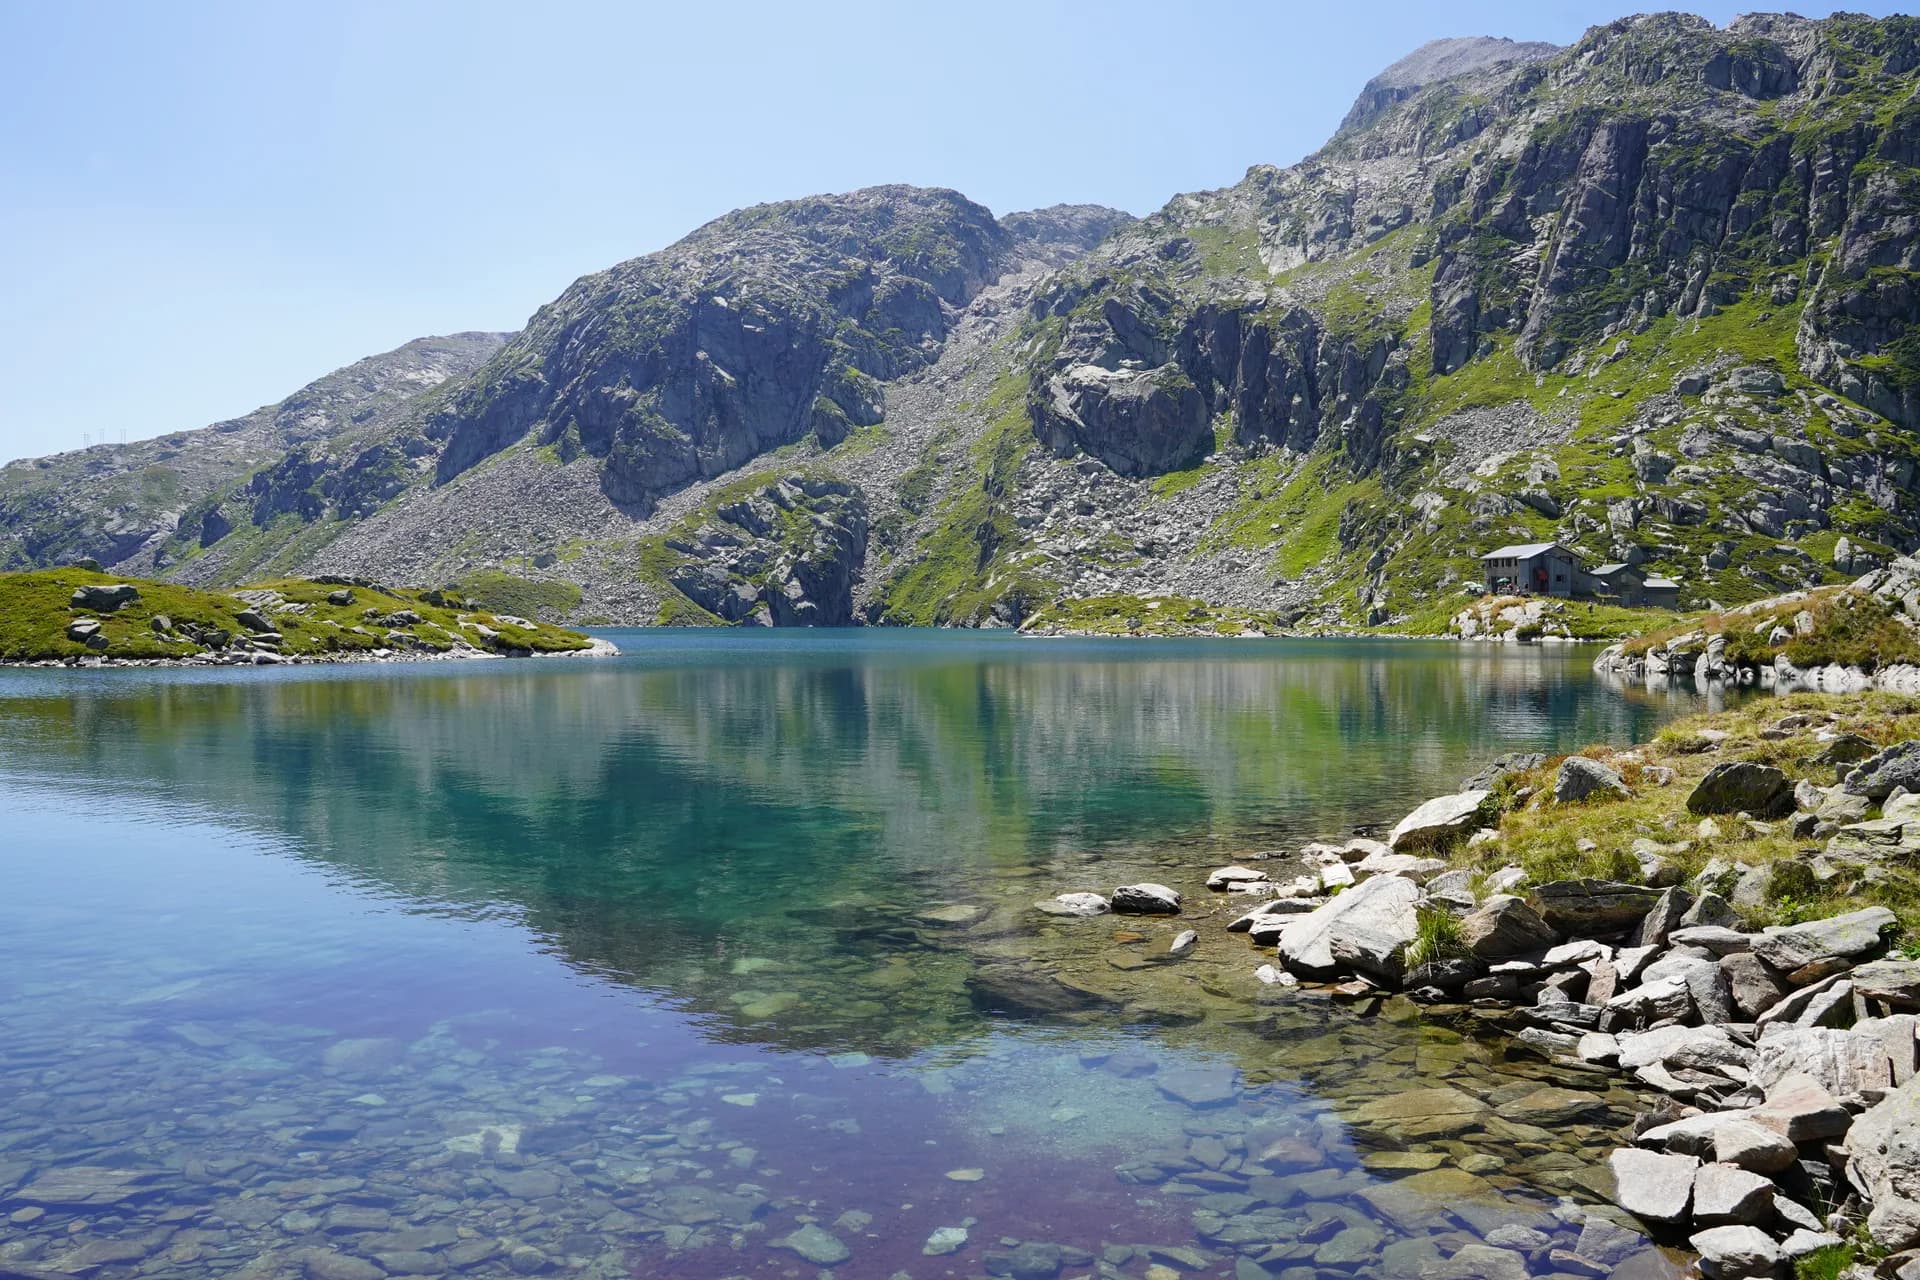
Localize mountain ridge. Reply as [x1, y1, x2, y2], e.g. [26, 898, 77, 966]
[13, 10, 1920, 636]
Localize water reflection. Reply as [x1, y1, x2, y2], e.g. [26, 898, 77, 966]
[0, 634, 1712, 1279]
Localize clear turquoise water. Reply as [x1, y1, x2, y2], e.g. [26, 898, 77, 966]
[0, 633, 1712, 1279]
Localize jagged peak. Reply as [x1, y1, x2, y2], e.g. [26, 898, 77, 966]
[1338, 35, 1559, 134]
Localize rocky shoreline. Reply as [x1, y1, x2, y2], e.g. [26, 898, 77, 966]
[1044, 727, 1920, 1280]
[0, 636, 621, 670]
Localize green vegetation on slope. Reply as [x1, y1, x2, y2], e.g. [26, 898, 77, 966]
[1463, 692, 1920, 940]
[0, 568, 592, 661]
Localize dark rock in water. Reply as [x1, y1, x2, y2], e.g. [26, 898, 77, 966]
[1555, 757, 1631, 804]
[1112, 883, 1181, 914]
[1532, 880, 1664, 935]
[965, 966, 1111, 1017]
[1846, 741, 1920, 799]
[1687, 762, 1792, 817]
[1407, 957, 1479, 990]
[69, 582, 140, 612]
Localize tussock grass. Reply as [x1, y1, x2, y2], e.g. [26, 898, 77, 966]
[1459, 692, 1920, 940]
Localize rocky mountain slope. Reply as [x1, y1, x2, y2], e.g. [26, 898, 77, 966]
[0, 332, 506, 577]
[14, 12, 1920, 633]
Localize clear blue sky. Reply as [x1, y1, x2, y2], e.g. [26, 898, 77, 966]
[0, 1, 1906, 464]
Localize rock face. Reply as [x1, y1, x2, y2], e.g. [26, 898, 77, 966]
[664, 475, 869, 625]
[434, 187, 1013, 513]
[1, 333, 507, 575]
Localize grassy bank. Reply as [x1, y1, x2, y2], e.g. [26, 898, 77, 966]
[0, 568, 594, 662]
[1458, 691, 1920, 943]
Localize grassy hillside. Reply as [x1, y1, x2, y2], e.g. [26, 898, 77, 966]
[0, 567, 593, 662]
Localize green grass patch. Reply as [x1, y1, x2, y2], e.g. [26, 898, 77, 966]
[0, 568, 592, 661]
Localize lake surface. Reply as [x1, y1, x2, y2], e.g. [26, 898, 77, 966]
[0, 633, 1724, 1280]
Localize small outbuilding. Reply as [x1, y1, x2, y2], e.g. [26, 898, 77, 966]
[1482, 542, 1583, 599]
[1642, 576, 1682, 610]
[1586, 562, 1649, 606]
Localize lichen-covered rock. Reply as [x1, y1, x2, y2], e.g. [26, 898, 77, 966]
[1606, 1148, 1698, 1225]
[1846, 741, 1920, 800]
[1387, 790, 1491, 852]
[1458, 895, 1560, 959]
[1847, 1076, 1920, 1252]
[1687, 762, 1793, 818]
[1555, 756, 1631, 803]
[1532, 879, 1665, 935]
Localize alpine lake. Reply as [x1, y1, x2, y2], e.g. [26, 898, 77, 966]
[0, 632, 1743, 1280]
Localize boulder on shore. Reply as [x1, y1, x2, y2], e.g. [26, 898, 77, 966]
[69, 583, 140, 612]
[1532, 879, 1665, 935]
[1686, 761, 1792, 818]
[1606, 1148, 1698, 1224]
[1845, 740, 1920, 800]
[1388, 790, 1491, 852]
[1751, 905, 1896, 972]
[1277, 874, 1421, 979]
[1459, 895, 1559, 959]
[1555, 756, 1631, 803]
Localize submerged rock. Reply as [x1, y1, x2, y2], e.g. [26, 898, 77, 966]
[1038, 891, 1111, 916]
[776, 1224, 851, 1266]
[1112, 883, 1181, 914]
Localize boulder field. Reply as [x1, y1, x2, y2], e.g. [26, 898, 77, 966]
[1044, 725, 1920, 1279]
